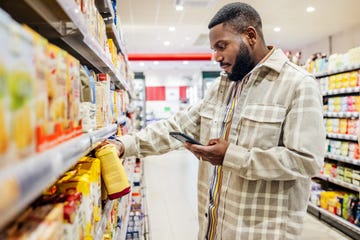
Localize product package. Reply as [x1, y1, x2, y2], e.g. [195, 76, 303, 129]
[65, 53, 82, 137]
[23, 25, 50, 152]
[95, 144, 131, 200]
[8, 22, 36, 160]
[0, 9, 12, 166]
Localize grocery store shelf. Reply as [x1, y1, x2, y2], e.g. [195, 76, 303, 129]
[315, 174, 360, 192]
[0, 124, 117, 230]
[89, 124, 118, 145]
[307, 202, 360, 239]
[325, 153, 360, 166]
[322, 86, 360, 96]
[326, 133, 358, 141]
[315, 63, 360, 78]
[323, 112, 359, 118]
[95, 200, 115, 240]
[114, 194, 132, 240]
[0, 0, 131, 93]
[95, 0, 115, 20]
[57, 0, 131, 92]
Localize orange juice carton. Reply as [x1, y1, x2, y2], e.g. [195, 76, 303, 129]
[8, 22, 35, 160]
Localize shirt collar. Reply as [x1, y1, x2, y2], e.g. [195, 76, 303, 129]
[220, 46, 288, 81]
[259, 46, 289, 73]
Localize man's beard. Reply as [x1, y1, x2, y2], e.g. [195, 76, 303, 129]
[227, 42, 255, 82]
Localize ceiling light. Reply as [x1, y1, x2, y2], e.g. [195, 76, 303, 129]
[164, 41, 170, 46]
[176, 5, 184, 11]
[273, 27, 281, 32]
[169, 26, 176, 31]
[306, 6, 316, 13]
[183, 61, 189, 65]
[185, 37, 190, 41]
[139, 62, 145, 67]
[153, 61, 159, 65]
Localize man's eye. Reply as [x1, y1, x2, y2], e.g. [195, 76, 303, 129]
[217, 44, 226, 51]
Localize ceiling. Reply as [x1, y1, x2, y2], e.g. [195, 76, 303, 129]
[117, 0, 360, 71]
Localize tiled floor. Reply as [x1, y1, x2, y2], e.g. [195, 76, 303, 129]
[143, 149, 352, 240]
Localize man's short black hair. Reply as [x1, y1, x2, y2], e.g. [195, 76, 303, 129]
[208, 2, 264, 39]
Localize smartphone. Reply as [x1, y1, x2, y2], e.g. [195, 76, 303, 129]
[169, 132, 203, 145]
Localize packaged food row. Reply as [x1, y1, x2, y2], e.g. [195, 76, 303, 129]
[324, 118, 359, 136]
[324, 95, 360, 113]
[321, 160, 360, 186]
[310, 181, 360, 226]
[1, 149, 132, 240]
[73, 0, 128, 78]
[307, 46, 360, 74]
[0, 8, 129, 167]
[326, 139, 360, 160]
[318, 70, 360, 92]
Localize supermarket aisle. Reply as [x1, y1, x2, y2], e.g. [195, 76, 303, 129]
[144, 149, 352, 240]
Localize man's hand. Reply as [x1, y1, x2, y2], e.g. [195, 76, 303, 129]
[96, 139, 124, 157]
[183, 138, 229, 165]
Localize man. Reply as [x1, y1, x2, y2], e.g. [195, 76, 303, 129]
[110, 2, 325, 239]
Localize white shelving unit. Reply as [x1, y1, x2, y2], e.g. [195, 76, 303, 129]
[325, 153, 360, 166]
[307, 202, 360, 239]
[315, 174, 360, 192]
[0, 124, 117, 230]
[309, 62, 360, 239]
[0, 1, 136, 238]
[326, 133, 358, 141]
[315, 63, 360, 78]
[323, 112, 359, 118]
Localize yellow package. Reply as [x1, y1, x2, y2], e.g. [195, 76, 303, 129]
[0, 12, 11, 165]
[339, 118, 347, 134]
[5, 204, 63, 240]
[47, 44, 68, 136]
[8, 23, 35, 160]
[23, 25, 49, 152]
[76, 156, 101, 222]
[349, 71, 358, 88]
[57, 172, 94, 239]
[66, 54, 81, 129]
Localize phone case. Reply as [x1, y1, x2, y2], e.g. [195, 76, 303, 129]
[169, 132, 203, 145]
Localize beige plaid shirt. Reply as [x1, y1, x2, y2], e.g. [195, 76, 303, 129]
[120, 48, 326, 239]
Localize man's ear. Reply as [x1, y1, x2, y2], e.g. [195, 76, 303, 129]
[245, 26, 257, 48]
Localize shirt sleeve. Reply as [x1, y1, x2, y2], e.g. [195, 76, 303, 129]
[222, 76, 326, 180]
[119, 99, 203, 158]
[119, 78, 222, 158]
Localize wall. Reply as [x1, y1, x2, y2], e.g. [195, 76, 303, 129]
[301, 23, 360, 62]
[144, 68, 203, 121]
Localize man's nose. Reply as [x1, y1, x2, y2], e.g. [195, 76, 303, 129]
[213, 52, 223, 62]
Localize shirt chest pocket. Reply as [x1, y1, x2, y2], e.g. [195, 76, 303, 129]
[237, 104, 286, 150]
